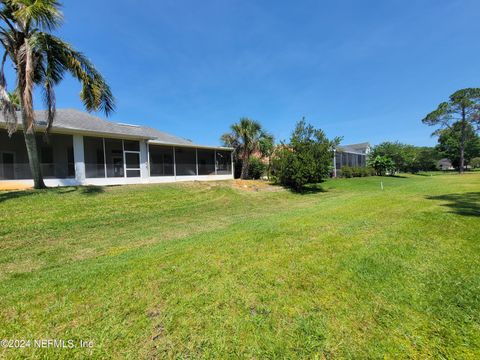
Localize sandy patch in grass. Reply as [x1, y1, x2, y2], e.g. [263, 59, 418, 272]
[231, 179, 283, 192]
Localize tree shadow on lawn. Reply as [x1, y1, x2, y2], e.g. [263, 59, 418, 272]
[289, 183, 327, 195]
[426, 192, 480, 217]
[0, 185, 104, 203]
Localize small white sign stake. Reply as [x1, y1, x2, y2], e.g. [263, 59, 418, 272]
[381, 181, 384, 190]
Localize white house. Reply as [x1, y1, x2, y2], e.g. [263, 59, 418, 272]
[0, 109, 233, 188]
[333, 142, 371, 177]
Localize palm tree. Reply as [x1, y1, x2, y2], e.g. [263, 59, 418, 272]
[0, 0, 114, 188]
[221, 118, 272, 179]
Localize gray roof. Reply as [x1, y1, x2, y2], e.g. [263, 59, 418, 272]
[0, 109, 210, 147]
[338, 142, 370, 154]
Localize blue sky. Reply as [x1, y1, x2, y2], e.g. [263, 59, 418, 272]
[19, 0, 480, 146]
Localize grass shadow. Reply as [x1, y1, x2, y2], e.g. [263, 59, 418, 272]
[80, 186, 105, 196]
[290, 183, 327, 195]
[0, 185, 105, 203]
[426, 192, 480, 217]
[0, 190, 37, 203]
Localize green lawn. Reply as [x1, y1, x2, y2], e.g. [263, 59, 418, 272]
[0, 174, 479, 359]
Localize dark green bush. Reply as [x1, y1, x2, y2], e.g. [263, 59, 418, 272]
[342, 166, 353, 178]
[341, 166, 375, 178]
[248, 157, 267, 180]
[272, 120, 339, 192]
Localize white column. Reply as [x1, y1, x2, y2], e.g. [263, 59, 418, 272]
[73, 135, 85, 183]
[140, 140, 149, 181]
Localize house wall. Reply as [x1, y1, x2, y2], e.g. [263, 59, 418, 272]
[0, 129, 233, 188]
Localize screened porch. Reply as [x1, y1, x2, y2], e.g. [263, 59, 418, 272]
[149, 144, 232, 177]
[0, 129, 74, 180]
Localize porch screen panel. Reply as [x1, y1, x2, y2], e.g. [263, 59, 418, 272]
[335, 152, 341, 170]
[105, 138, 124, 178]
[149, 145, 174, 176]
[49, 134, 73, 178]
[0, 130, 30, 179]
[198, 149, 215, 175]
[84, 137, 105, 178]
[175, 147, 197, 176]
[216, 150, 232, 175]
[358, 154, 365, 167]
[0, 130, 73, 180]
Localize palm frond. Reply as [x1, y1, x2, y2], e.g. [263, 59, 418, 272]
[0, 51, 17, 135]
[29, 32, 115, 116]
[8, 0, 63, 31]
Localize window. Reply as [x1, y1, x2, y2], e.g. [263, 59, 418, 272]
[149, 145, 174, 176]
[84, 137, 105, 178]
[216, 150, 232, 175]
[175, 147, 197, 176]
[198, 149, 215, 175]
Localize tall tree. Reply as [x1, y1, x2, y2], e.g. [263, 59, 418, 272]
[0, 0, 114, 188]
[422, 88, 480, 173]
[436, 121, 480, 169]
[221, 118, 272, 179]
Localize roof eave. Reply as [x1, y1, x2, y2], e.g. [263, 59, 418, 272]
[0, 123, 154, 140]
[148, 139, 233, 150]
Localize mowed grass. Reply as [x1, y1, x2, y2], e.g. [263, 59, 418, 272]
[0, 174, 479, 359]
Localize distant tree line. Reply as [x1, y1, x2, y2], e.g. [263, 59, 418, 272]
[369, 142, 440, 174]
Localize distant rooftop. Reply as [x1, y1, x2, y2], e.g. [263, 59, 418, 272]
[337, 142, 371, 154]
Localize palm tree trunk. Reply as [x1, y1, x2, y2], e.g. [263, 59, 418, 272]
[16, 45, 46, 189]
[240, 151, 249, 179]
[18, 84, 46, 189]
[22, 125, 45, 189]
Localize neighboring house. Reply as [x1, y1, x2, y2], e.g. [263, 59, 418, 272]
[0, 109, 233, 187]
[333, 142, 371, 177]
[437, 158, 454, 171]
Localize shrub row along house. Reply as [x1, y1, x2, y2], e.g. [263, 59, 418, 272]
[0, 110, 233, 188]
[333, 142, 371, 177]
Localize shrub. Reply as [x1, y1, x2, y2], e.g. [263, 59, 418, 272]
[367, 155, 396, 176]
[342, 166, 353, 178]
[272, 120, 339, 192]
[340, 166, 375, 178]
[248, 157, 267, 179]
